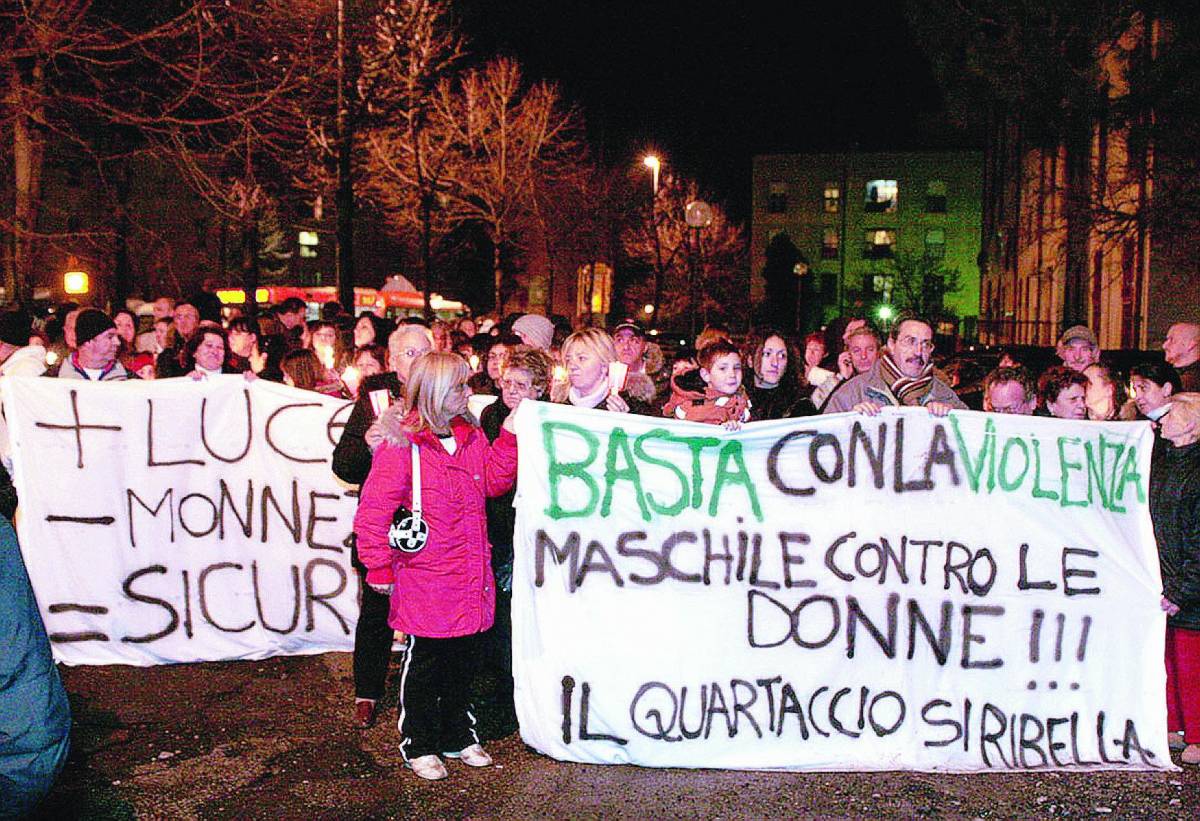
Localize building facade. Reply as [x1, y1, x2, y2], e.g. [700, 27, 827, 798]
[751, 150, 983, 336]
[978, 16, 1199, 350]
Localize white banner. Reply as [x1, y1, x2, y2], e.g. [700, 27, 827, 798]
[1, 376, 359, 666]
[511, 403, 1174, 772]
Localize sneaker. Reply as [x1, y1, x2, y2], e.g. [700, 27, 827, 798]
[353, 699, 376, 729]
[1182, 744, 1200, 765]
[407, 754, 449, 780]
[1169, 731, 1186, 751]
[444, 743, 492, 768]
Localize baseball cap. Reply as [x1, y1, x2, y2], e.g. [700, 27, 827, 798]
[1058, 325, 1098, 347]
[612, 319, 646, 337]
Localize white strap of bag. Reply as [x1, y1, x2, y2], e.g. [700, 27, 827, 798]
[410, 442, 422, 520]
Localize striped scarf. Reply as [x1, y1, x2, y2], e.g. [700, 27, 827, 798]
[878, 353, 934, 406]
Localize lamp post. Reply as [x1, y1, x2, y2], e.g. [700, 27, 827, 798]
[684, 200, 713, 339]
[642, 155, 660, 195]
[642, 154, 665, 330]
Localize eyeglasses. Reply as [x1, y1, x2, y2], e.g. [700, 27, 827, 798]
[500, 378, 535, 392]
[898, 336, 935, 352]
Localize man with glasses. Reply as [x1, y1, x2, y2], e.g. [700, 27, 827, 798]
[823, 315, 966, 416]
[332, 322, 434, 730]
[982, 366, 1038, 415]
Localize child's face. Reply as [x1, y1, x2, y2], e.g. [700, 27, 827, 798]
[701, 352, 743, 395]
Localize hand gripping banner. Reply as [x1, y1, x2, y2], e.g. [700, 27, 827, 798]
[510, 402, 1174, 772]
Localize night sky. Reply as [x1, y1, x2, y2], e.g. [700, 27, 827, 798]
[460, 0, 964, 221]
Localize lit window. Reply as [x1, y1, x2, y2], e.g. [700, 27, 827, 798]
[298, 230, 319, 246]
[864, 179, 898, 213]
[823, 181, 840, 213]
[300, 246, 318, 259]
[863, 228, 896, 259]
[926, 180, 947, 213]
[821, 227, 839, 259]
[925, 228, 946, 260]
[768, 182, 788, 214]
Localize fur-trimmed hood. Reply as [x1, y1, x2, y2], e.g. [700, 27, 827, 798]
[374, 404, 479, 448]
[624, 370, 657, 404]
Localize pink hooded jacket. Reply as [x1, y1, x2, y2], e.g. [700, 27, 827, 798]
[353, 406, 518, 638]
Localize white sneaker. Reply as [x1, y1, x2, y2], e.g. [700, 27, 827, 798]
[407, 754, 449, 780]
[444, 743, 492, 768]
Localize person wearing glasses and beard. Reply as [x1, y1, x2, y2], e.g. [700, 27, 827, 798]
[332, 323, 433, 730]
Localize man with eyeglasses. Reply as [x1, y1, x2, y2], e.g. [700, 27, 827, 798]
[332, 322, 433, 730]
[982, 365, 1037, 415]
[823, 315, 966, 416]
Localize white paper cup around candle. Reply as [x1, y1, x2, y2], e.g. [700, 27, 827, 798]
[607, 361, 628, 396]
[368, 389, 391, 417]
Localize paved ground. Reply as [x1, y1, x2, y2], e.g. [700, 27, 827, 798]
[34, 653, 1200, 819]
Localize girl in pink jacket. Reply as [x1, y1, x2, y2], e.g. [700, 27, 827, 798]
[353, 352, 519, 781]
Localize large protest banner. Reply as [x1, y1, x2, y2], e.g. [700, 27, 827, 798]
[1, 376, 360, 666]
[511, 403, 1173, 772]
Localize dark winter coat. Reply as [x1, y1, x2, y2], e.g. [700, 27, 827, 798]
[331, 371, 404, 485]
[746, 378, 802, 421]
[1150, 439, 1200, 630]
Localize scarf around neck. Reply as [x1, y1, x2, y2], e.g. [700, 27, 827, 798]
[569, 379, 610, 409]
[878, 353, 934, 406]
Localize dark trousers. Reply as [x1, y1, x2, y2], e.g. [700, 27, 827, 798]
[352, 568, 394, 701]
[398, 633, 483, 760]
[480, 590, 516, 730]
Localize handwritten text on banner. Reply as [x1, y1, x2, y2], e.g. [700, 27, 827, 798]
[511, 403, 1172, 772]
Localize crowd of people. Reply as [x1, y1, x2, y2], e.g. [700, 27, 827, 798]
[1, 291, 1199, 793]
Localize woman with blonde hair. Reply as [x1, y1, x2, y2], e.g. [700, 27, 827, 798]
[353, 352, 519, 781]
[551, 327, 656, 414]
[1152, 392, 1200, 764]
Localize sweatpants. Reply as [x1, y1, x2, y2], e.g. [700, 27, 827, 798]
[1166, 625, 1200, 744]
[397, 633, 484, 760]
[352, 567, 394, 701]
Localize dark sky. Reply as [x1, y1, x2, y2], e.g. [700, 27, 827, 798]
[459, 0, 964, 221]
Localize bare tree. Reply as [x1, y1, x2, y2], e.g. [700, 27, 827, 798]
[430, 56, 586, 313]
[621, 173, 747, 331]
[0, 1, 206, 301]
[359, 0, 465, 317]
[146, 1, 324, 311]
[874, 250, 963, 322]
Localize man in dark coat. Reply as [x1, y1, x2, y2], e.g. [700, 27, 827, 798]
[331, 323, 433, 728]
[1151, 392, 1200, 765]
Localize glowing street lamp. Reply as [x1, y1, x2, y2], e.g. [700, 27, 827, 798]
[643, 303, 654, 316]
[64, 267, 90, 295]
[642, 154, 661, 195]
[877, 304, 896, 325]
[642, 153, 665, 330]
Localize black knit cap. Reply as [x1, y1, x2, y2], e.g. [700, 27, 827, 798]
[0, 311, 31, 347]
[75, 308, 116, 347]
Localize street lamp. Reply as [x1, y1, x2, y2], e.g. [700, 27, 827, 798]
[684, 200, 714, 339]
[642, 154, 665, 330]
[64, 257, 90, 296]
[642, 155, 661, 195]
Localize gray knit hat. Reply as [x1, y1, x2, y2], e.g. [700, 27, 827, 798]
[511, 313, 554, 350]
